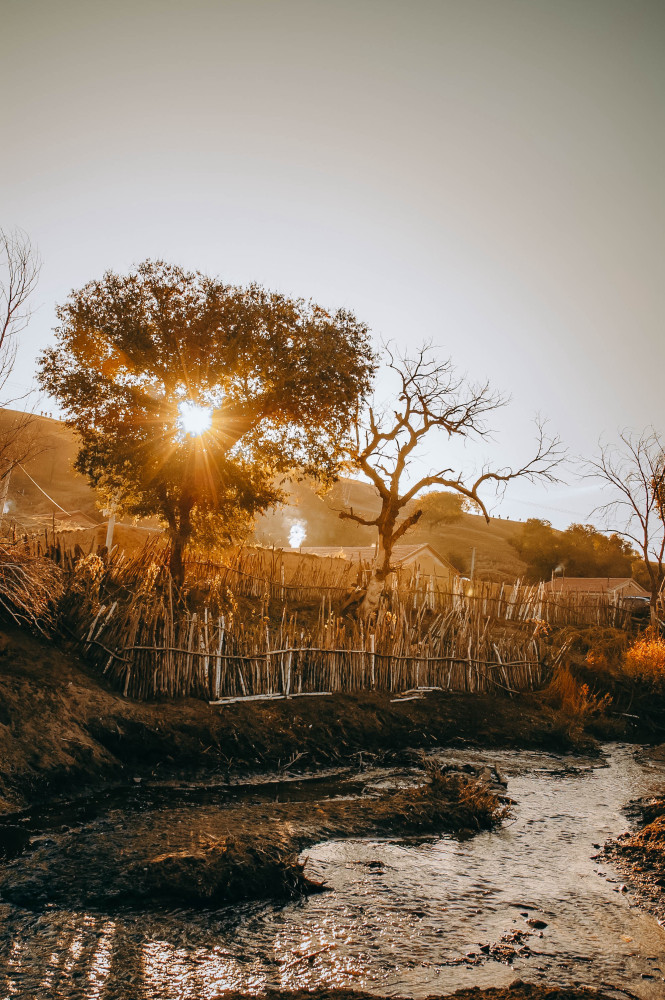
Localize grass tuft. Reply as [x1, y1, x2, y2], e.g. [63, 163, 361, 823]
[544, 665, 611, 717]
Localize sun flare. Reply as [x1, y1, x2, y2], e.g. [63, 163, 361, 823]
[177, 401, 213, 437]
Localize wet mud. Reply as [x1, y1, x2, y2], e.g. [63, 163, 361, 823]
[0, 746, 664, 999]
[212, 987, 619, 1000]
[0, 763, 507, 910]
[2, 629, 665, 998]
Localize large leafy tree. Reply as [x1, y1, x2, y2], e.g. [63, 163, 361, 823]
[38, 261, 375, 582]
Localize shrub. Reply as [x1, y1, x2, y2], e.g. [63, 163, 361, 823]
[624, 627, 665, 685]
[545, 666, 611, 717]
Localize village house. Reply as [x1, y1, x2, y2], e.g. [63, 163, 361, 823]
[298, 542, 459, 584]
[544, 577, 650, 598]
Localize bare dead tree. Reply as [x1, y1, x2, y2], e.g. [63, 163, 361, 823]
[340, 344, 563, 610]
[589, 428, 665, 625]
[0, 228, 42, 524]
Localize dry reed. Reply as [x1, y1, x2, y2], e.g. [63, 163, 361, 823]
[0, 542, 63, 635]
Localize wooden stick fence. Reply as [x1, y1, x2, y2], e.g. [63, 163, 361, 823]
[60, 554, 546, 699]
[20, 534, 637, 630]
[3, 536, 638, 701]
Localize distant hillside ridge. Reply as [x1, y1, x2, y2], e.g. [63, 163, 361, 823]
[1, 409, 531, 581]
[0, 409, 99, 532]
[255, 476, 533, 583]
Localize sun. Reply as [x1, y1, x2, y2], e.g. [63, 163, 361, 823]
[177, 400, 213, 437]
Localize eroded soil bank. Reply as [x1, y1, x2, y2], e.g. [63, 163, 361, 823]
[0, 625, 643, 816]
[603, 745, 665, 924]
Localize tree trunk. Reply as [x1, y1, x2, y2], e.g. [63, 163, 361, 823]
[358, 524, 394, 614]
[170, 534, 186, 587]
[651, 585, 663, 629]
[169, 496, 194, 588]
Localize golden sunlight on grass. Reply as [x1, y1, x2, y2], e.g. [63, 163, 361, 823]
[624, 627, 665, 684]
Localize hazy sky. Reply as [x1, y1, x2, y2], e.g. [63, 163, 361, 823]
[2, 0, 663, 528]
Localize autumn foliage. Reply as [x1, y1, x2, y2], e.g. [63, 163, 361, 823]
[624, 627, 665, 684]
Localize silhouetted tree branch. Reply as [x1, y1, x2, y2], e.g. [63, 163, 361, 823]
[589, 428, 665, 623]
[341, 344, 563, 609]
[0, 228, 42, 519]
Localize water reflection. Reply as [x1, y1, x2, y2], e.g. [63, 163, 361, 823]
[0, 746, 664, 999]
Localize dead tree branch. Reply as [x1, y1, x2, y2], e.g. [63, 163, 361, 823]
[341, 344, 564, 609]
[588, 428, 665, 622]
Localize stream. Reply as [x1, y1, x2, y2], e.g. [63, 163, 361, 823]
[0, 744, 664, 999]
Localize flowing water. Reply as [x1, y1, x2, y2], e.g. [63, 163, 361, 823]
[0, 744, 664, 999]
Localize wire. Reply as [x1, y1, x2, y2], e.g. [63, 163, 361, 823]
[16, 464, 69, 513]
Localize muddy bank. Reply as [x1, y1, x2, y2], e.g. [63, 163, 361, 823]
[2, 745, 664, 998]
[604, 776, 665, 923]
[0, 764, 507, 909]
[0, 625, 625, 815]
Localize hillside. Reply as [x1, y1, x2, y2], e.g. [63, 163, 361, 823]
[255, 477, 529, 582]
[0, 410, 529, 579]
[0, 410, 100, 533]
[408, 509, 528, 581]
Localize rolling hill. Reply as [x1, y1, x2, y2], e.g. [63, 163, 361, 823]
[0, 410, 100, 533]
[0, 409, 529, 579]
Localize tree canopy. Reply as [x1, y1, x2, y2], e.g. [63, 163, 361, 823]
[513, 518, 635, 582]
[38, 260, 375, 580]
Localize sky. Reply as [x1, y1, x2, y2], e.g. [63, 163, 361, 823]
[2, 0, 663, 530]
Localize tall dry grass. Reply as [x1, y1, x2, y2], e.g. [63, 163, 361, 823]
[0, 543, 63, 634]
[624, 627, 665, 685]
[544, 666, 612, 717]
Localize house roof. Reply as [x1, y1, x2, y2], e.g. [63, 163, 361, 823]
[298, 543, 458, 574]
[544, 577, 650, 596]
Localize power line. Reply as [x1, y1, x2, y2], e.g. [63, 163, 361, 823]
[16, 464, 69, 513]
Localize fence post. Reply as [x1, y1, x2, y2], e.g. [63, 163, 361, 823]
[370, 633, 375, 688]
[285, 648, 293, 697]
[215, 615, 224, 699]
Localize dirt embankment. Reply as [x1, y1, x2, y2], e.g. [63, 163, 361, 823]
[604, 755, 665, 924]
[0, 625, 610, 816]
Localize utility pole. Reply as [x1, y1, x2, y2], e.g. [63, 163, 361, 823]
[0, 468, 11, 528]
[102, 501, 117, 551]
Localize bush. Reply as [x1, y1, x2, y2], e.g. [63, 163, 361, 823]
[545, 666, 611, 717]
[624, 627, 665, 685]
